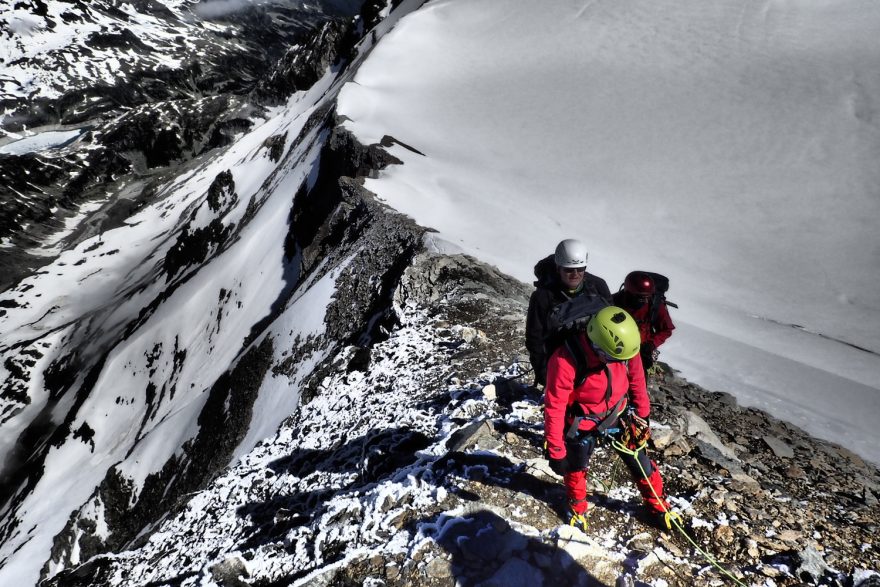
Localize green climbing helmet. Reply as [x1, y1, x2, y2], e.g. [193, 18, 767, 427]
[587, 306, 641, 361]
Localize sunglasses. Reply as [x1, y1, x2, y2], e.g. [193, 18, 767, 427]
[591, 342, 622, 363]
[561, 267, 586, 274]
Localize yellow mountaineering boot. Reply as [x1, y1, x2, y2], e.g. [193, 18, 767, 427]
[565, 499, 589, 533]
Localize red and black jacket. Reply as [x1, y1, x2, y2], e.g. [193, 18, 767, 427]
[543, 335, 649, 460]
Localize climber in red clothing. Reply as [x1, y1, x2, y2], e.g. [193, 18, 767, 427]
[543, 306, 680, 532]
[612, 271, 676, 375]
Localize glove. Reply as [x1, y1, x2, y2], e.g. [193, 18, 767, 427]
[628, 415, 651, 446]
[549, 456, 571, 476]
[534, 367, 547, 388]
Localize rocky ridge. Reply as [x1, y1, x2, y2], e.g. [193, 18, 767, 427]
[45, 214, 880, 585]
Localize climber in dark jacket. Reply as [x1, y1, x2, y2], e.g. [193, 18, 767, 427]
[525, 239, 612, 386]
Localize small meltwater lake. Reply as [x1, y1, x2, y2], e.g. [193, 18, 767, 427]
[0, 128, 85, 155]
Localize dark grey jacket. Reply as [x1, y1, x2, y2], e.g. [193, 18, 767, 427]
[525, 255, 611, 385]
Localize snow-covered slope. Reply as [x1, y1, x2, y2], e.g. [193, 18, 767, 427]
[335, 0, 880, 464]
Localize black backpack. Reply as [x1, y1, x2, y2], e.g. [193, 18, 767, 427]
[532, 255, 557, 288]
[546, 293, 609, 338]
[546, 294, 609, 387]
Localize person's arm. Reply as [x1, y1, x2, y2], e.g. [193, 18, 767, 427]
[544, 349, 576, 459]
[525, 290, 548, 383]
[627, 353, 650, 418]
[597, 277, 613, 304]
[647, 302, 676, 348]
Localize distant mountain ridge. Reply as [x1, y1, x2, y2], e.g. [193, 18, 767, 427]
[0, 0, 356, 122]
[0, 0, 364, 285]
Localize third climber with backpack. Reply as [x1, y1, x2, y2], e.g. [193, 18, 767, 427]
[612, 271, 676, 376]
[543, 306, 681, 532]
[525, 239, 612, 387]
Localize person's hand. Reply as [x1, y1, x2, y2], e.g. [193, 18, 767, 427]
[628, 415, 651, 446]
[549, 456, 570, 476]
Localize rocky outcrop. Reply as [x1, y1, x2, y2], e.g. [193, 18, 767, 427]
[43, 236, 880, 587]
[254, 20, 355, 104]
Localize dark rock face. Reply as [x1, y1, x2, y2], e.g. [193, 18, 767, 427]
[254, 20, 355, 104]
[289, 123, 403, 264]
[207, 170, 237, 213]
[163, 181, 237, 283]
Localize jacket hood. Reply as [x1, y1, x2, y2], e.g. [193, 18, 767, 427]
[533, 255, 558, 287]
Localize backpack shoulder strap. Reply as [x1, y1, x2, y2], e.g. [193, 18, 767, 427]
[562, 335, 604, 388]
[562, 336, 588, 388]
[648, 293, 661, 332]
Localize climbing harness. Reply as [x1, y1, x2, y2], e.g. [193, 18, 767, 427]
[564, 364, 628, 441]
[619, 413, 651, 447]
[610, 437, 750, 587]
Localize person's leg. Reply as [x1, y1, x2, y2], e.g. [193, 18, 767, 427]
[562, 435, 595, 531]
[616, 447, 683, 530]
[635, 464, 668, 512]
[619, 449, 669, 513]
[562, 470, 589, 531]
[564, 470, 588, 513]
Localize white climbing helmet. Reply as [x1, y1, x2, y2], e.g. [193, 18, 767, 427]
[554, 239, 588, 268]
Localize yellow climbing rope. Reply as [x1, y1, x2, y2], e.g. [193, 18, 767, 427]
[610, 438, 751, 587]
